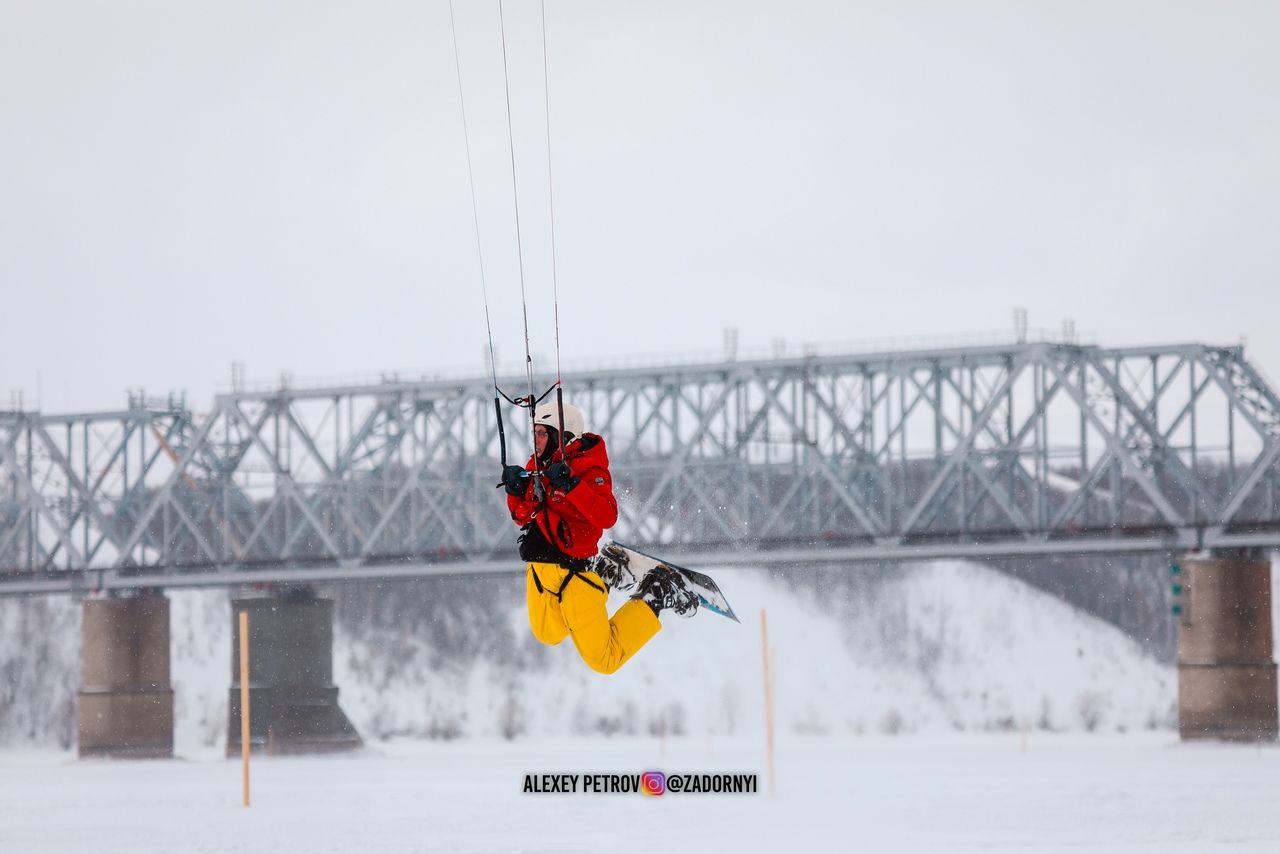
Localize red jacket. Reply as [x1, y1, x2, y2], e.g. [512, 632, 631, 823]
[507, 433, 617, 559]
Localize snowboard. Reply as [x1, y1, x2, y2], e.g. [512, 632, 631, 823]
[604, 540, 740, 623]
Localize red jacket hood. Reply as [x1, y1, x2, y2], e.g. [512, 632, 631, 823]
[563, 432, 608, 468]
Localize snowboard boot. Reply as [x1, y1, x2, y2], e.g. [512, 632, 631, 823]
[631, 565, 699, 618]
[589, 543, 638, 592]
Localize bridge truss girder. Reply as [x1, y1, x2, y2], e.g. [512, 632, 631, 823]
[3, 342, 1279, 594]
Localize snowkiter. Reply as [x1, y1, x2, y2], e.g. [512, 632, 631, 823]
[501, 401, 697, 674]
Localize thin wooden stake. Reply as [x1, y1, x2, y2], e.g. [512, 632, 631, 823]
[239, 610, 251, 808]
[761, 609, 776, 799]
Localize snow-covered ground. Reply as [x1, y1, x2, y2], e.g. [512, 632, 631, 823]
[2, 557, 1276, 852]
[2, 733, 1277, 853]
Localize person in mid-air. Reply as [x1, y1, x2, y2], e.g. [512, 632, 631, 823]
[501, 402, 697, 674]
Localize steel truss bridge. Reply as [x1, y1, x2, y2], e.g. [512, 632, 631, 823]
[3, 341, 1280, 595]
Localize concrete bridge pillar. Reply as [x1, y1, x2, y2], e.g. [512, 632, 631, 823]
[1176, 555, 1278, 741]
[77, 595, 174, 758]
[226, 591, 362, 755]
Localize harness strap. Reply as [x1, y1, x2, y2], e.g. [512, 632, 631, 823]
[555, 566, 605, 600]
[531, 562, 605, 601]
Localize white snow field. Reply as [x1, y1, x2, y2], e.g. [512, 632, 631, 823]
[2, 558, 1278, 852]
[1, 733, 1278, 853]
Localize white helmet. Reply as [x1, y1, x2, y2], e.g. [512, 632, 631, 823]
[533, 400, 585, 441]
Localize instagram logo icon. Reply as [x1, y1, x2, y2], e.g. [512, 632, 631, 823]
[640, 771, 666, 797]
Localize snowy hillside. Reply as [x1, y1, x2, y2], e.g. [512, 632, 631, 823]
[0, 560, 1179, 751]
[329, 562, 1176, 744]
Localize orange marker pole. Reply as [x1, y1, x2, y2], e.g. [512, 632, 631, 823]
[761, 609, 776, 798]
[239, 610, 251, 808]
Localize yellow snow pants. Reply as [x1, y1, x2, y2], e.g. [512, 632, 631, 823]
[526, 561, 661, 675]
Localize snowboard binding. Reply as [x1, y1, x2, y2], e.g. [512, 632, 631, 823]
[589, 543, 638, 592]
[632, 565, 700, 618]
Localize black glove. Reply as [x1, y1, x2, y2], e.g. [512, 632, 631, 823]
[499, 465, 528, 496]
[546, 461, 579, 493]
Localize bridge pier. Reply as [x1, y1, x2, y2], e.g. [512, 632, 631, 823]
[77, 594, 174, 758]
[1176, 555, 1278, 741]
[226, 591, 362, 755]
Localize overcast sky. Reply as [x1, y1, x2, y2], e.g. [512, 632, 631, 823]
[2, 1, 1278, 413]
